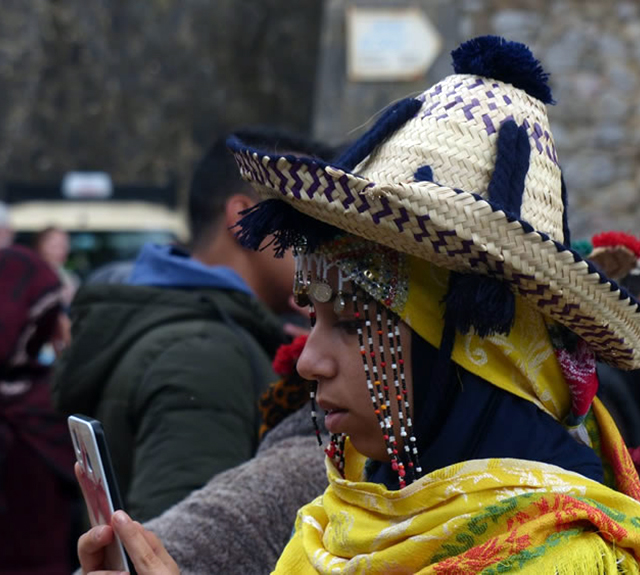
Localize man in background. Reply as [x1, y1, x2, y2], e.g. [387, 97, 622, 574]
[52, 135, 296, 521]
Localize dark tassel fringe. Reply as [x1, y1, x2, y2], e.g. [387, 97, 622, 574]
[451, 36, 554, 105]
[443, 272, 516, 338]
[233, 199, 341, 257]
[487, 119, 530, 217]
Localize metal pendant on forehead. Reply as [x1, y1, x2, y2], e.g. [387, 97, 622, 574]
[309, 281, 333, 303]
[333, 291, 346, 314]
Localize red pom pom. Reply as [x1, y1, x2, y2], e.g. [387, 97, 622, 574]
[272, 334, 309, 376]
[592, 231, 640, 258]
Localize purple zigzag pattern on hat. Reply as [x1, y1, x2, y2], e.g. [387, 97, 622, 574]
[579, 330, 624, 343]
[306, 167, 322, 199]
[444, 96, 463, 110]
[234, 152, 249, 179]
[462, 98, 481, 120]
[421, 101, 440, 118]
[562, 313, 593, 325]
[267, 157, 290, 196]
[338, 174, 356, 209]
[394, 207, 409, 232]
[446, 238, 476, 257]
[289, 162, 305, 199]
[482, 114, 497, 135]
[413, 214, 432, 242]
[238, 152, 264, 184]
[431, 229, 457, 253]
[356, 191, 370, 214]
[509, 271, 536, 287]
[323, 173, 337, 202]
[468, 249, 490, 268]
[532, 122, 544, 154]
[371, 196, 393, 224]
[557, 302, 580, 315]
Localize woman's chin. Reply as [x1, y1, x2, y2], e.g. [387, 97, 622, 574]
[348, 435, 391, 462]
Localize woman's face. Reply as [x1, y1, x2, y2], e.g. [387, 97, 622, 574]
[297, 283, 413, 462]
[38, 229, 69, 267]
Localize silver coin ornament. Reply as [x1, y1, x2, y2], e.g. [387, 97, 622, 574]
[309, 281, 333, 303]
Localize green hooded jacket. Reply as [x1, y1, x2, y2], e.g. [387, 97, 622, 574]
[53, 284, 287, 521]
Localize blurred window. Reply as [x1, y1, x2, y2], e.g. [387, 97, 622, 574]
[15, 230, 177, 280]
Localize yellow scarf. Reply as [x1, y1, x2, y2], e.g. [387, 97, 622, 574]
[275, 431, 640, 574]
[402, 256, 570, 420]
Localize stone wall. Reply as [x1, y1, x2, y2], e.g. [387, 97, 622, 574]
[2, 1, 640, 238]
[313, 0, 640, 239]
[462, 0, 640, 240]
[0, 0, 323, 194]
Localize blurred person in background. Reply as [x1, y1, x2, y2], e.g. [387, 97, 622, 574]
[72, 131, 342, 575]
[0, 202, 14, 248]
[33, 226, 80, 308]
[0, 245, 77, 575]
[578, 231, 640, 463]
[52, 132, 321, 522]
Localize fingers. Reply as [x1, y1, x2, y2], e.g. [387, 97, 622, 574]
[136, 522, 180, 570]
[78, 525, 114, 575]
[111, 511, 179, 575]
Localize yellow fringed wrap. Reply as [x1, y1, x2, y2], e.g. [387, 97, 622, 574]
[274, 439, 640, 574]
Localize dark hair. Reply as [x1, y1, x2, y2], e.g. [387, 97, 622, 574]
[188, 128, 343, 250]
[188, 137, 253, 249]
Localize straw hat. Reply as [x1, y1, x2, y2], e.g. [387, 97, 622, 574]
[228, 36, 640, 370]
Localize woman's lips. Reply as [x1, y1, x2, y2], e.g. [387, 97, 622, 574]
[324, 408, 348, 433]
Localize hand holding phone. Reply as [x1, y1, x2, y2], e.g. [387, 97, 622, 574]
[68, 414, 135, 573]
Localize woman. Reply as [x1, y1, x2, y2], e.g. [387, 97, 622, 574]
[78, 36, 640, 573]
[0, 245, 77, 575]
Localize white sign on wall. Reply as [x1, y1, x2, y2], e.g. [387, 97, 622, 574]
[347, 7, 442, 82]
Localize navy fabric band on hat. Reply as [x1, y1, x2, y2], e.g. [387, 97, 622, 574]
[335, 97, 422, 172]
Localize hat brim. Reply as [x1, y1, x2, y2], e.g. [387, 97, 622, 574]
[228, 138, 640, 370]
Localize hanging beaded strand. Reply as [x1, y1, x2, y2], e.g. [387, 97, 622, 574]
[383, 308, 416, 483]
[371, 300, 408, 487]
[360, 295, 407, 487]
[391, 312, 422, 478]
[352, 290, 387, 458]
[309, 380, 323, 447]
[371, 300, 407, 487]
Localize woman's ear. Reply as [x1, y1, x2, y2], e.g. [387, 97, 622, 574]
[224, 194, 257, 229]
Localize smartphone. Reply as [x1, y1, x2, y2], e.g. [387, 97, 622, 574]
[68, 414, 136, 574]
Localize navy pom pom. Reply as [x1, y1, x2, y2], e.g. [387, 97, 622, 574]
[452, 36, 554, 104]
[233, 199, 341, 256]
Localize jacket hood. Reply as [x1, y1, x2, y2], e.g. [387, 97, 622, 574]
[127, 243, 253, 294]
[52, 283, 286, 415]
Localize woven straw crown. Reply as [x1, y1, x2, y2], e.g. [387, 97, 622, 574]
[356, 74, 563, 241]
[229, 38, 640, 370]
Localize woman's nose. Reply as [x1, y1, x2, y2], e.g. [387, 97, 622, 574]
[296, 328, 335, 382]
